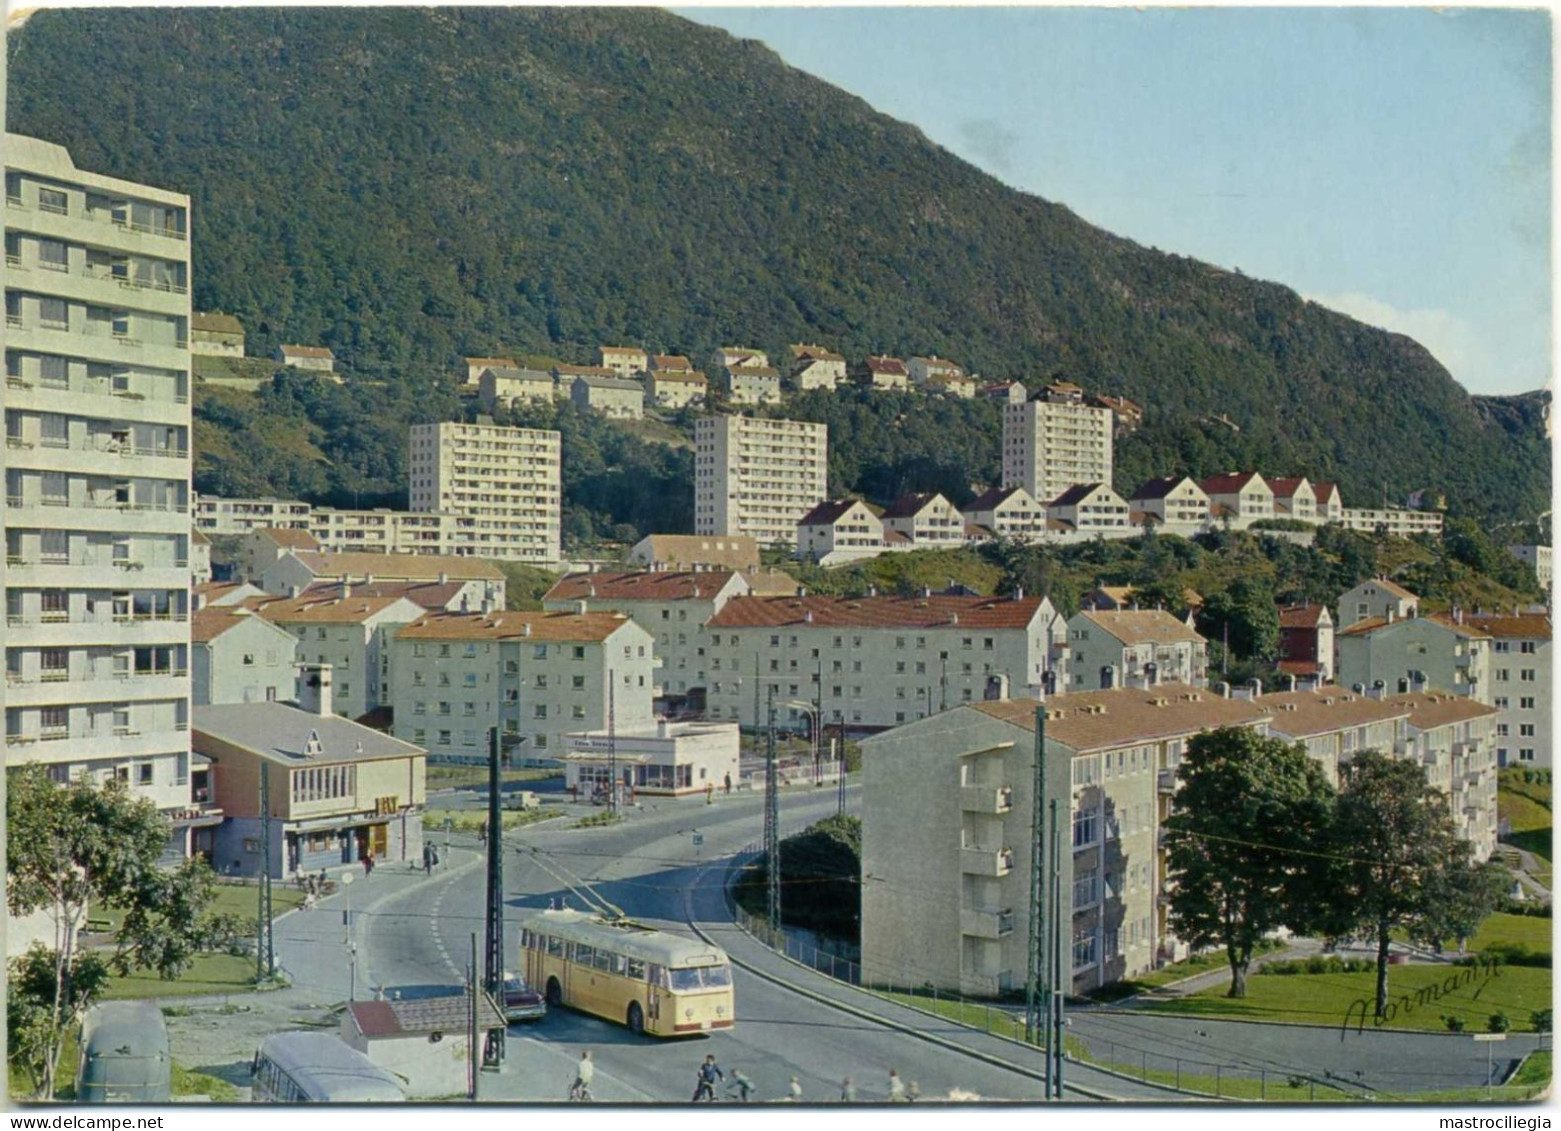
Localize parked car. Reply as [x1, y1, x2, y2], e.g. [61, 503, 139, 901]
[503, 972, 546, 1022]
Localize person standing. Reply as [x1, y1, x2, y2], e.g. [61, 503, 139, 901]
[692, 1054, 723, 1102]
[888, 1069, 907, 1102]
[786, 1075, 803, 1102]
[839, 1076, 856, 1103]
[570, 1050, 594, 1101]
[724, 771, 732, 795]
[363, 851, 375, 878]
[423, 843, 433, 875]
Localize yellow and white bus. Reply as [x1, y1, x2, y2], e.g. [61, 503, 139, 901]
[519, 908, 735, 1037]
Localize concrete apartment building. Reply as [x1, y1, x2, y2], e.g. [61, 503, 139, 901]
[597, 345, 648, 380]
[1267, 477, 1318, 522]
[1468, 611, 1552, 767]
[478, 366, 553, 411]
[788, 344, 846, 391]
[1200, 472, 1274, 527]
[881, 493, 963, 549]
[190, 311, 244, 358]
[860, 686, 1272, 996]
[386, 610, 654, 764]
[460, 356, 517, 386]
[542, 569, 752, 704]
[961, 487, 1046, 543]
[1001, 392, 1114, 507]
[647, 370, 707, 410]
[253, 592, 427, 721]
[721, 365, 782, 406]
[857, 356, 910, 391]
[1338, 507, 1445, 537]
[693, 414, 828, 548]
[195, 495, 314, 536]
[1257, 688, 1409, 787]
[194, 680, 426, 878]
[712, 347, 768, 371]
[702, 592, 1066, 730]
[1129, 476, 1210, 531]
[1507, 545, 1551, 590]
[906, 356, 966, 388]
[4, 133, 198, 842]
[191, 605, 297, 706]
[796, 499, 886, 565]
[628, 533, 759, 572]
[1336, 612, 1491, 704]
[1391, 692, 1500, 859]
[1047, 483, 1130, 534]
[1065, 610, 1208, 691]
[408, 421, 561, 565]
[569, 373, 644, 419]
[258, 548, 505, 602]
[649, 354, 694, 375]
[1337, 578, 1419, 630]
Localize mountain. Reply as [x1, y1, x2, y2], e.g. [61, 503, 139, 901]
[4, 6, 1549, 525]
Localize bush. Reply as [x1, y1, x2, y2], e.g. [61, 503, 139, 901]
[1480, 943, 1551, 968]
[1258, 955, 1372, 977]
[1489, 1013, 1511, 1034]
[1531, 1009, 1552, 1034]
[1445, 1015, 1466, 1033]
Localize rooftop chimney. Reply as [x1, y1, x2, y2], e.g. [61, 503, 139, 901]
[298, 663, 333, 717]
[574, 600, 588, 615]
[1014, 586, 1025, 601]
[342, 583, 352, 599]
[289, 585, 302, 599]
[438, 571, 449, 585]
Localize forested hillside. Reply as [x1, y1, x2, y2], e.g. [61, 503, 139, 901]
[5, 6, 1549, 526]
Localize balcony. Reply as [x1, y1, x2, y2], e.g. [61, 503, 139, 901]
[960, 906, 1015, 939]
[960, 846, 1015, 877]
[1158, 768, 1177, 793]
[961, 784, 1014, 814]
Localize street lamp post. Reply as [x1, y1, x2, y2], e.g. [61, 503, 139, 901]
[339, 869, 357, 1000]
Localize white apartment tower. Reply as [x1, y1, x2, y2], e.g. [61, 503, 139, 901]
[694, 414, 828, 548]
[4, 134, 197, 840]
[1002, 394, 1114, 505]
[408, 421, 562, 565]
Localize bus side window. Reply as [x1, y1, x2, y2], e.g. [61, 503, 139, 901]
[520, 929, 531, 949]
[627, 959, 646, 980]
[609, 953, 627, 976]
[547, 935, 564, 958]
[649, 963, 665, 987]
[594, 950, 614, 973]
[576, 944, 595, 966]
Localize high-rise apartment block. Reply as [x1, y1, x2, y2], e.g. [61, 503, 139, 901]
[1002, 391, 1114, 505]
[4, 134, 200, 846]
[408, 421, 561, 565]
[693, 414, 827, 547]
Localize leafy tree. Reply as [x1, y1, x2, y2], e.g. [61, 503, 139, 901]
[1163, 727, 1335, 997]
[1319, 750, 1503, 1019]
[7, 944, 110, 1097]
[6, 765, 222, 1097]
[1198, 576, 1280, 663]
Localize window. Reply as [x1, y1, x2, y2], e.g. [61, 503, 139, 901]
[38, 187, 67, 214]
[572, 646, 585, 661]
[137, 763, 154, 785]
[534, 704, 548, 719]
[1521, 641, 1537, 654]
[1520, 724, 1535, 737]
[438, 730, 452, 745]
[533, 644, 548, 660]
[1072, 934, 1098, 971]
[572, 705, 586, 719]
[1520, 748, 1536, 762]
[1073, 869, 1098, 909]
[1072, 809, 1098, 848]
[572, 675, 585, 689]
[1521, 669, 1537, 682]
[1495, 697, 1510, 709]
[1520, 697, 1535, 710]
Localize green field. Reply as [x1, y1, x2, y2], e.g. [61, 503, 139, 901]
[423, 805, 561, 834]
[1139, 962, 1551, 1034]
[424, 764, 563, 789]
[88, 883, 304, 937]
[1085, 941, 1285, 1002]
[1499, 769, 1553, 885]
[100, 953, 269, 1000]
[1467, 912, 1553, 958]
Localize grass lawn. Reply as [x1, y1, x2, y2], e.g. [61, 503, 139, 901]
[1083, 941, 1284, 1002]
[1499, 769, 1553, 884]
[99, 953, 269, 1001]
[90, 883, 304, 935]
[1406, 1051, 1551, 1103]
[423, 806, 560, 834]
[1139, 963, 1551, 1034]
[425, 764, 562, 789]
[1468, 912, 1553, 958]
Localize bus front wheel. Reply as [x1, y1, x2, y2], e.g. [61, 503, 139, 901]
[546, 977, 562, 1007]
[627, 1002, 644, 1035]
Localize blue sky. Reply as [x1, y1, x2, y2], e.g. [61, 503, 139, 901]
[680, 7, 1551, 397]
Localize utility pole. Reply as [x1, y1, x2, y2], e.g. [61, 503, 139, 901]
[483, 727, 505, 1067]
[1049, 796, 1065, 1097]
[256, 764, 275, 982]
[940, 653, 949, 712]
[753, 652, 761, 732]
[1025, 705, 1046, 1046]
[814, 655, 823, 784]
[764, 685, 781, 943]
[467, 934, 479, 1100]
[607, 671, 618, 817]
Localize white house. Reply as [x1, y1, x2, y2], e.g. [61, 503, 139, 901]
[597, 345, 648, 380]
[712, 347, 769, 372]
[342, 995, 505, 1099]
[1048, 483, 1130, 534]
[961, 487, 1045, 543]
[1467, 611, 1552, 768]
[647, 370, 708, 410]
[857, 356, 910, 391]
[1267, 477, 1318, 523]
[570, 374, 645, 419]
[1199, 472, 1274, 527]
[788, 345, 846, 391]
[1128, 476, 1209, 530]
[1064, 609, 1208, 691]
[796, 499, 887, 564]
[190, 605, 299, 706]
[906, 356, 966, 387]
[277, 344, 336, 374]
[1337, 578, 1419, 630]
[1335, 612, 1491, 703]
[722, 365, 782, 406]
[479, 366, 554, 411]
[880, 493, 963, 548]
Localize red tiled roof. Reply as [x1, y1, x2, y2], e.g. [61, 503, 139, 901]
[972, 685, 1269, 753]
[1256, 688, 1409, 736]
[727, 365, 779, 378]
[1200, 471, 1266, 495]
[1338, 612, 1491, 640]
[1313, 482, 1339, 504]
[799, 500, 870, 526]
[1278, 604, 1329, 629]
[1076, 608, 1205, 645]
[1384, 692, 1499, 730]
[553, 364, 617, 377]
[544, 570, 739, 603]
[865, 356, 908, 376]
[1463, 613, 1552, 641]
[258, 527, 321, 550]
[791, 344, 845, 362]
[963, 486, 1027, 512]
[1276, 660, 1324, 676]
[651, 355, 693, 371]
[881, 493, 947, 519]
[254, 593, 423, 625]
[1266, 477, 1312, 498]
[300, 579, 472, 610]
[1050, 483, 1111, 508]
[281, 344, 333, 359]
[397, 609, 636, 642]
[191, 606, 274, 643]
[708, 594, 1043, 630]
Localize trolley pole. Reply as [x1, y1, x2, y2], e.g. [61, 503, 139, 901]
[1024, 705, 1046, 1046]
[764, 685, 781, 943]
[1050, 796, 1065, 1097]
[607, 671, 618, 817]
[483, 727, 505, 1066]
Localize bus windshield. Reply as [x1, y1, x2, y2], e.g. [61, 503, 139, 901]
[667, 964, 732, 991]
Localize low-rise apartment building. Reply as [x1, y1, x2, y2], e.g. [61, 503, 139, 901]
[961, 487, 1045, 543]
[1256, 688, 1409, 786]
[796, 499, 885, 565]
[628, 533, 759, 572]
[190, 312, 245, 358]
[191, 605, 298, 706]
[647, 370, 707, 410]
[194, 679, 426, 878]
[1267, 477, 1318, 523]
[253, 591, 428, 721]
[1277, 604, 1335, 683]
[1200, 472, 1273, 527]
[1389, 692, 1500, 859]
[712, 347, 768, 372]
[1048, 483, 1129, 534]
[923, 372, 977, 398]
[1314, 482, 1345, 523]
[569, 374, 644, 419]
[857, 356, 910, 391]
[597, 346, 648, 380]
[881, 493, 963, 549]
[195, 496, 315, 537]
[1467, 611, 1552, 768]
[1339, 507, 1445, 537]
[649, 354, 694, 374]
[1089, 394, 1143, 435]
[703, 592, 1066, 730]
[983, 381, 1028, 405]
[478, 366, 553, 411]
[386, 610, 654, 765]
[1129, 476, 1210, 530]
[277, 344, 335, 374]
[542, 569, 751, 703]
[1336, 611, 1491, 704]
[906, 356, 966, 388]
[460, 356, 518, 386]
[259, 550, 506, 605]
[1065, 609, 1208, 691]
[693, 415, 828, 548]
[721, 365, 782, 406]
[860, 685, 1272, 996]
